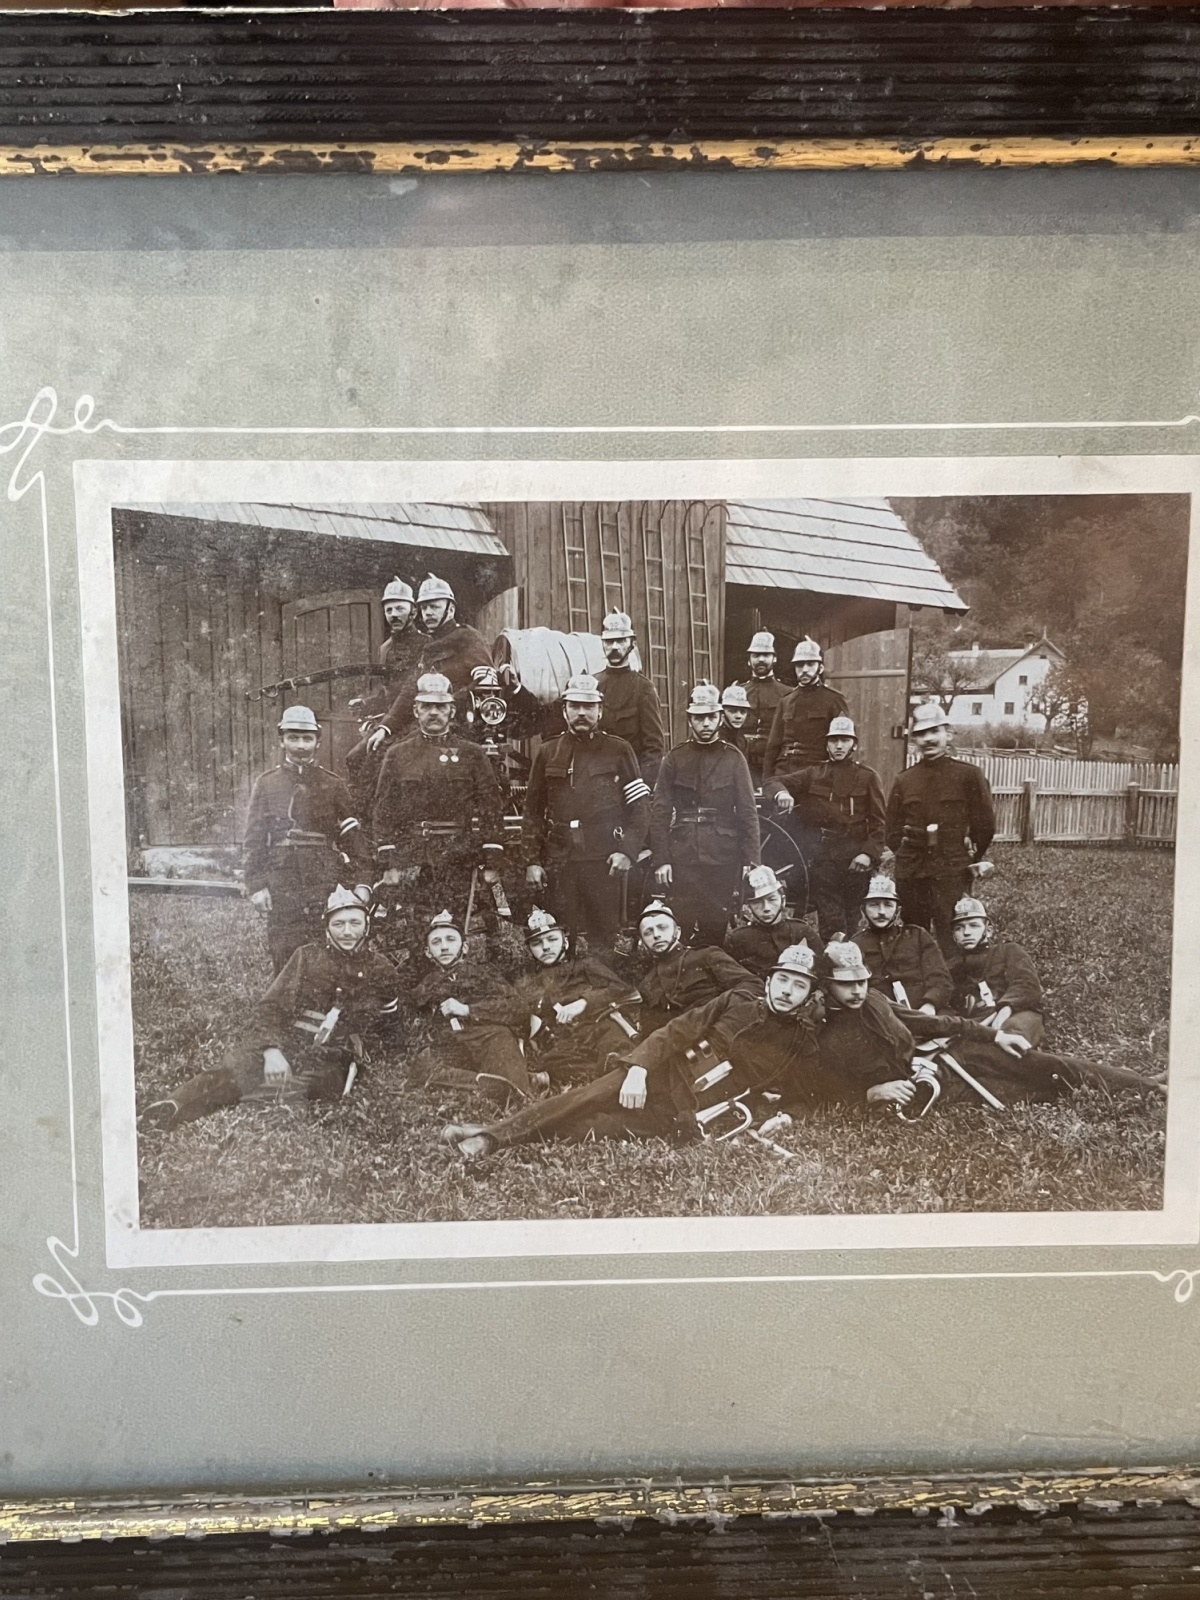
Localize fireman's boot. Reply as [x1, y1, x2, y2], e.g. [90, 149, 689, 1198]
[141, 1067, 243, 1131]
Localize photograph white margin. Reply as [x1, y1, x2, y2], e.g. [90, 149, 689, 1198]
[74, 453, 1200, 1272]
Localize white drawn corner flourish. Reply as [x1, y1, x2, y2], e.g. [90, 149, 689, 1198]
[10, 385, 1200, 1329]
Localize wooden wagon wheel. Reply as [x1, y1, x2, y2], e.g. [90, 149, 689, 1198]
[757, 813, 810, 913]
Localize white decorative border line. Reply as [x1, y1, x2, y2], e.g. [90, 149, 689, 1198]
[10, 387, 1200, 1325]
[28, 1234, 1200, 1332]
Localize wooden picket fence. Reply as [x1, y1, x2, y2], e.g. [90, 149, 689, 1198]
[952, 753, 1179, 846]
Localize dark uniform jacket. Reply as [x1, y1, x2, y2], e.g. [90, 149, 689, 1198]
[762, 682, 851, 779]
[243, 760, 369, 902]
[523, 730, 650, 868]
[245, 939, 402, 1055]
[628, 987, 825, 1123]
[810, 990, 915, 1102]
[371, 731, 506, 869]
[858, 921, 953, 1011]
[885, 754, 996, 880]
[720, 723, 749, 756]
[650, 740, 762, 871]
[512, 953, 635, 1063]
[378, 622, 494, 736]
[725, 915, 822, 980]
[511, 953, 631, 1024]
[817, 994, 1051, 1106]
[638, 944, 758, 1035]
[731, 675, 788, 775]
[949, 940, 1044, 1018]
[766, 757, 886, 857]
[409, 956, 524, 1030]
[595, 666, 666, 783]
[358, 625, 425, 723]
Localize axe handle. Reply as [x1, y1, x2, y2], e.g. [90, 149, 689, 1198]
[938, 1049, 1006, 1111]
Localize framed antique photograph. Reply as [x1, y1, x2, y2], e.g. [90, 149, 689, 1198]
[83, 458, 1185, 1270]
[6, 9, 1200, 1558]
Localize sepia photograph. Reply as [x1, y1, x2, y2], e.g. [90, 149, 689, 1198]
[81, 468, 1185, 1255]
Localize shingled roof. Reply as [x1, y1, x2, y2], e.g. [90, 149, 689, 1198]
[724, 498, 967, 612]
[126, 502, 507, 557]
[946, 638, 1066, 692]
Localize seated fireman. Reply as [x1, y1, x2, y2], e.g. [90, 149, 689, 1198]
[513, 908, 641, 1084]
[725, 864, 821, 980]
[408, 909, 538, 1103]
[440, 942, 824, 1159]
[142, 886, 402, 1129]
[636, 899, 759, 1035]
[856, 873, 953, 1015]
[798, 940, 1160, 1115]
[947, 895, 1045, 1044]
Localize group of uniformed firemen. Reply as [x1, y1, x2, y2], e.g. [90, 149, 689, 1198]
[141, 578, 1163, 1146]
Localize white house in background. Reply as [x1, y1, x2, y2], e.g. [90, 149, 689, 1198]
[945, 635, 1067, 734]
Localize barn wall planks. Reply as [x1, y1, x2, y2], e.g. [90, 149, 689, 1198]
[485, 499, 726, 742]
[115, 511, 283, 857]
[3, 10, 1200, 148]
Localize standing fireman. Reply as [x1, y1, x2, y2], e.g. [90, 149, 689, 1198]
[765, 714, 886, 942]
[361, 573, 494, 764]
[730, 629, 789, 786]
[719, 683, 751, 755]
[885, 701, 996, 949]
[595, 609, 667, 785]
[243, 705, 370, 974]
[371, 672, 507, 940]
[524, 673, 651, 954]
[651, 681, 762, 947]
[345, 577, 424, 814]
[762, 637, 850, 789]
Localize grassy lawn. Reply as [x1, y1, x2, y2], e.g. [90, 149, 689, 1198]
[132, 844, 1170, 1229]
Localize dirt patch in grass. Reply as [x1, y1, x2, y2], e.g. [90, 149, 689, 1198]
[132, 844, 1170, 1229]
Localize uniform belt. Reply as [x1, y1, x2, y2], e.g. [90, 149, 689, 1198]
[674, 808, 720, 822]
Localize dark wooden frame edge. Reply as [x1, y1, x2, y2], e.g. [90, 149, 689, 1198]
[4, 1466, 1200, 1541]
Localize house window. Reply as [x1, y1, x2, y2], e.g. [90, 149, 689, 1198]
[1018, 674, 1028, 686]
[971, 702, 983, 717]
[1004, 701, 1015, 716]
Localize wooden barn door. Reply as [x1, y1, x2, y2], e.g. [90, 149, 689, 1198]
[281, 589, 382, 779]
[824, 627, 911, 793]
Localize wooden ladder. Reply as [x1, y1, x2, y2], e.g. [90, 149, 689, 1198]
[561, 503, 627, 632]
[598, 504, 625, 621]
[683, 501, 715, 687]
[638, 503, 672, 722]
[560, 504, 592, 633]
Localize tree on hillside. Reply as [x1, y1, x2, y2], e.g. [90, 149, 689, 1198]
[895, 494, 1187, 756]
[910, 613, 975, 712]
[1029, 661, 1093, 756]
